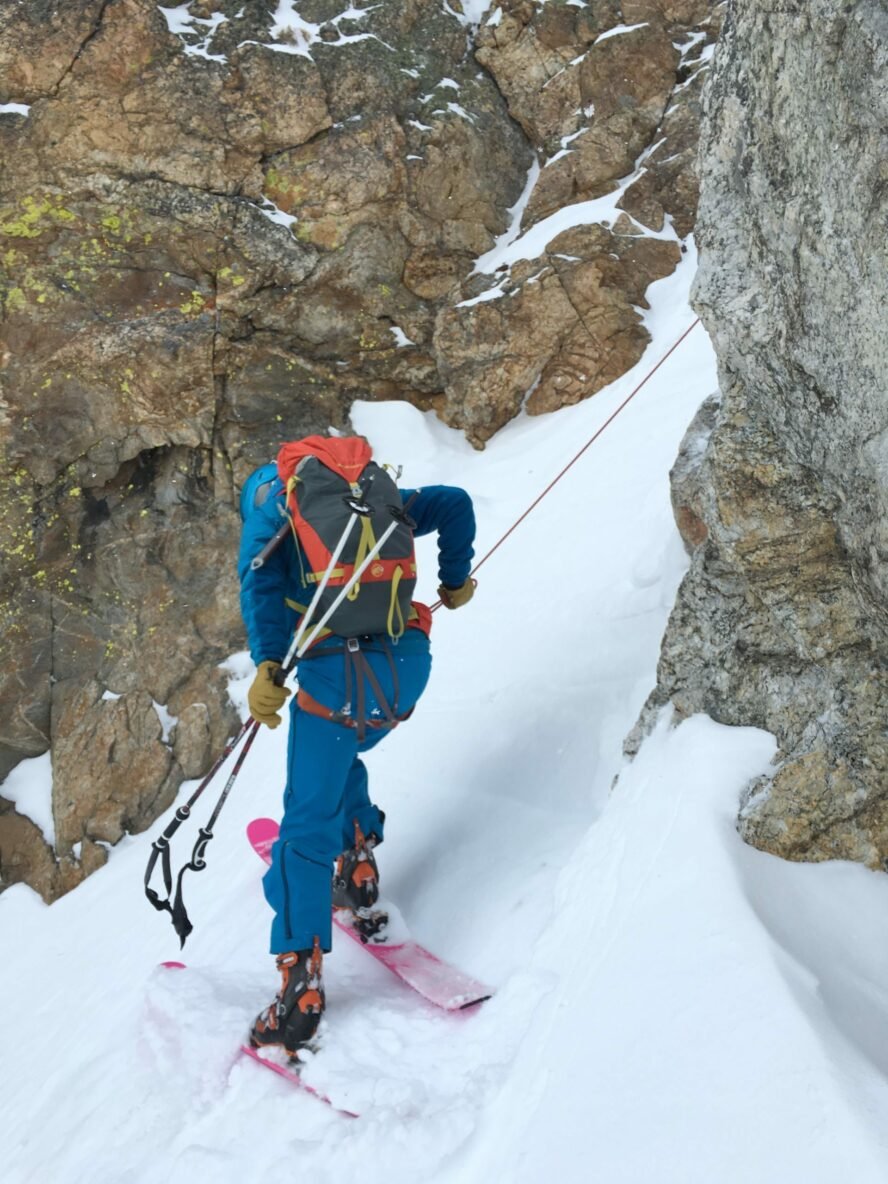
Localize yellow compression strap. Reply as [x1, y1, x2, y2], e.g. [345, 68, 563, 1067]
[348, 516, 377, 601]
[386, 565, 405, 639]
[306, 568, 345, 584]
[284, 597, 332, 643]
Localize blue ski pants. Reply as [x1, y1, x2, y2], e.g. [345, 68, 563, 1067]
[263, 631, 432, 954]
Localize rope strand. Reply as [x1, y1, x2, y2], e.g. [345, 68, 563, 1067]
[430, 316, 701, 612]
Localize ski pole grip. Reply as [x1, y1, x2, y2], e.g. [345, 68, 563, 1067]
[389, 488, 420, 530]
[343, 495, 372, 516]
[192, 828, 213, 871]
[250, 522, 291, 570]
[159, 805, 190, 842]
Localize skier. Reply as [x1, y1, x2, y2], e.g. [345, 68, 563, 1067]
[238, 435, 476, 1058]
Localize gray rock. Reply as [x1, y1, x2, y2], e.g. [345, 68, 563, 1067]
[637, 0, 888, 866]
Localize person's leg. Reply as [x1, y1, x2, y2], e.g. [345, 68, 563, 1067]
[337, 633, 432, 849]
[339, 743, 384, 852]
[298, 631, 433, 855]
[263, 702, 359, 954]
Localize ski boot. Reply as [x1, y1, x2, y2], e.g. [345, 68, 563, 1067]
[250, 937, 324, 1060]
[333, 820, 389, 943]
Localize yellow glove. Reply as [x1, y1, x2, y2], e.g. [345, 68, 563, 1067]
[248, 660, 291, 728]
[438, 578, 475, 610]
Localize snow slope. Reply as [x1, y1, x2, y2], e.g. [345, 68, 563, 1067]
[5, 251, 888, 1183]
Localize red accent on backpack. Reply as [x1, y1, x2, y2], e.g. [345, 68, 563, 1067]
[277, 436, 372, 488]
[277, 437, 377, 588]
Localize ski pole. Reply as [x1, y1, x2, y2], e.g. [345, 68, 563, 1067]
[144, 717, 253, 916]
[169, 717, 262, 947]
[278, 492, 373, 676]
[250, 520, 290, 571]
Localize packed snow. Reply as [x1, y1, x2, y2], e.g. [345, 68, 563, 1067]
[0, 751, 53, 846]
[595, 22, 650, 44]
[389, 326, 415, 347]
[152, 701, 178, 745]
[443, 0, 492, 28]
[255, 195, 299, 230]
[157, 5, 228, 62]
[474, 166, 677, 278]
[4, 250, 888, 1184]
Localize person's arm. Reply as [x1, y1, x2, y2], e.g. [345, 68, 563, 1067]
[402, 485, 476, 597]
[238, 496, 298, 665]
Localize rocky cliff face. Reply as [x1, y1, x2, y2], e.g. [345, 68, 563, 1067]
[640, 1, 888, 865]
[0, 0, 720, 899]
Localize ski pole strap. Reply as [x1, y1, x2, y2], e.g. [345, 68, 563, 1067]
[143, 719, 251, 915]
[169, 718, 261, 947]
[144, 804, 191, 916]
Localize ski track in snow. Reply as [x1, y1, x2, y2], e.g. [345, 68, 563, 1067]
[5, 250, 888, 1182]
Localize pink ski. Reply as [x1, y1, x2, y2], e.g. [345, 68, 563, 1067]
[246, 817, 492, 1012]
[240, 1044, 359, 1117]
[157, 962, 358, 1115]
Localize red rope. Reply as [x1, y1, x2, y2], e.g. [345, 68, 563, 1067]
[430, 317, 701, 610]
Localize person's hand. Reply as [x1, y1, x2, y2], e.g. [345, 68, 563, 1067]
[438, 578, 475, 610]
[248, 660, 291, 727]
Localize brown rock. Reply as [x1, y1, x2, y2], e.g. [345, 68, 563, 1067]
[739, 745, 886, 867]
[670, 392, 720, 554]
[403, 249, 463, 301]
[0, 802, 57, 900]
[619, 48, 714, 238]
[264, 117, 407, 251]
[50, 679, 178, 856]
[0, 578, 52, 781]
[528, 234, 681, 415]
[621, 0, 713, 26]
[0, 0, 107, 102]
[171, 702, 212, 781]
[475, 7, 588, 148]
[224, 49, 332, 158]
[435, 226, 680, 443]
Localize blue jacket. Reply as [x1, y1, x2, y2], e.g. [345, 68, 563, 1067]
[238, 485, 475, 665]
